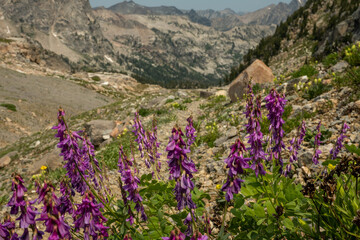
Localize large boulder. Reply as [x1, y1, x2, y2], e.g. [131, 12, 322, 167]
[84, 120, 116, 148]
[228, 59, 274, 102]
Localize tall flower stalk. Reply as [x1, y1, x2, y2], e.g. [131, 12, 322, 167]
[265, 89, 287, 170]
[221, 139, 250, 202]
[166, 127, 197, 211]
[285, 121, 306, 175]
[118, 146, 147, 224]
[312, 121, 322, 165]
[330, 122, 350, 159]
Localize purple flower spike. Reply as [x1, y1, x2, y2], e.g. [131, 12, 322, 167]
[8, 174, 27, 215]
[285, 121, 307, 175]
[162, 229, 186, 240]
[222, 139, 250, 202]
[312, 121, 322, 165]
[0, 214, 16, 239]
[246, 96, 266, 177]
[36, 183, 70, 240]
[265, 89, 287, 169]
[74, 193, 109, 240]
[58, 180, 74, 216]
[166, 127, 197, 211]
[185, 116, 197, 147]
[330, 122, 350, 159]
[118, 146, 147, 223]
[124, 234, 133, 240]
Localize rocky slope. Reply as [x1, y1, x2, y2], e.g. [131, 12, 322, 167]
[93, 7, 275, 88]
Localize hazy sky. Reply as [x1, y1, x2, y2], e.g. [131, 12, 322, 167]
[90, 0, 292, 12]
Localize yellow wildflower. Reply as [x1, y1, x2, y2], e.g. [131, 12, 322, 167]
[294, 84, 297, 89]
[305, 87, 309, 91]
[328, 164, 336, 171]
[41, 166, 47, 171]
[308, 81, 312, 86]
[216, 184, 222, 190]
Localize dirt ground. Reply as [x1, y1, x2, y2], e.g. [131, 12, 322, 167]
[0, 67, 113, 148]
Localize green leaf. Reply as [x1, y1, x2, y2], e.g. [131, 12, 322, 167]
[346, 144, 360, 156]
[265, 201, 275, 215]
[234, 196, 245, 208]
[322, 159, 340, 166]
[254, 203, 266, 218]
[257, 218, 266, 225]
[283, 218, 294, 230]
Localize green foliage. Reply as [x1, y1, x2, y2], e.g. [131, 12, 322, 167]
[0, 38, 13, 43]
[323, 52, 339, 68]
[291, 64, 318, 78]
[333, 67, 360, 92]
[96, 131, 134, 170]
[139, 108, 152, 117]
[183, 98, 193, 104]
[171, 102, 187, 111]
[200, 122, 220, 148]
[302, 80, 332, 100]
[344, 43, 360, 66]
[283, 110, 315, 134]
[108, 174, 210, 239]
[92, 76, 101, 81]
[0, 103, 17, 112]
[305, 125, 332, 143]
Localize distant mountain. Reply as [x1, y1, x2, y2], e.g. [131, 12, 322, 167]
[108, 1, 306, 31]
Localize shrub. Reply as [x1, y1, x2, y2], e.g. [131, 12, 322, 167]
[323, 52, 339, 68]
[91, 75, 101, 81]
[344, 42, 360, 66]
[0, 103, 17, 112]
[292, 64, 318, 78]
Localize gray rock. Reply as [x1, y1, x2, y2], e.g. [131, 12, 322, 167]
[176, 91, 188, 98]
[330, 60, 349, 73]
[200, 91, 214, 98]
[30, 140, 41, 149]
[225, 127, 238, 139]
[298, 150, 313, 167]
[0, 156, 11, 168]
[214, 136, 227, 147]
[84, 120, 116, 147]
[303, 103, 315, 113]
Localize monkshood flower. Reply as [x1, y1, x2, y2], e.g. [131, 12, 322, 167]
[53, 108, 88, 195]
[58, 180, 74, 216]
[166, 127, 197, 210]
[265, 89, 287, 169]
[330, 122, 350, 159]
[312, 121, 322, 165]
[118, 146, 147, 222]
[222, 139, 250, 202]
[185, 116, 197, 147]
[246, 96, 266, 177]
[285, 121, 306, 175]
[162, 229, 186, 240]
[8, 174, 27, 215]
[37, 183, 71, 240]
[74, 193, 109, 240]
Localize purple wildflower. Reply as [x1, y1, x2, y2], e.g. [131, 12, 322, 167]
[185, 116, 197, 147]
[265, 89, 287, 169]
[7, 174, 27, 215]
[132, 112, 146, 159]
[330, 122, 350, 159]
[57, 180, 74, 216]
[312, 121, 322, 165]
[36, 183, 70, 240]
[285, 121, 306, 175]
[222, 139, 250, 202]
[162, 229, 186, 240]
[53, 108, 88, 195]
[0, 214, 16, 239]
[190, 232, 208, 240]
[145, 118, 162, 178]
[118, 146, 147, 222]
[184, 212, 195, 236]
[246, 95, 266, 177]
[74, 193, 109, 240]
[166, 127, 197, 211]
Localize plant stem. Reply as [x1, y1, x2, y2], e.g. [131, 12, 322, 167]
[219, 201, 228, 236]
